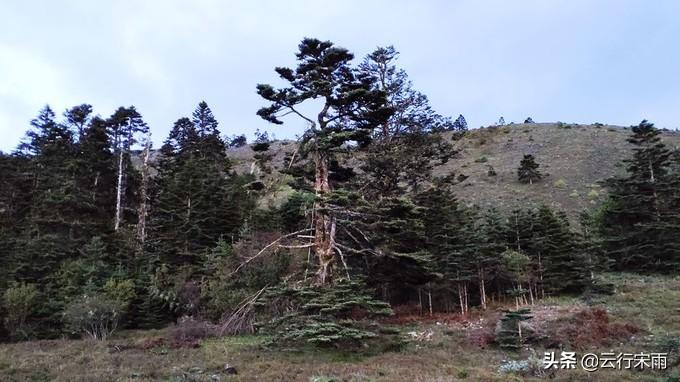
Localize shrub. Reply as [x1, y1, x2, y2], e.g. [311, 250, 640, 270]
[587, 189, 600, 199]
[541, 307, 639, 350]
[553, 179, 567, 188]
[498, 354, 545, 377]
[256, 279, 393, 348]
[167, 316, 218, 348]
[495, 308, 533, 350]
[62, 294, 124, 340]
[102, 278, 136, 308]
[3, 283, 38, 340]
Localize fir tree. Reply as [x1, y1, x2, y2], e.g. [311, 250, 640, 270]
[107, 106, 148, 231]
[63, 104, 93, 140]
[453, 114, 468, 131]
[256, 38, 391, 284]
[357, 46, 456, 198]
[496, 308, 533, 350]
[148, 103, 243, 269]
[533, 206, 588, 294]
[517, 154, 542, 184]
[599, 120, 680, 270]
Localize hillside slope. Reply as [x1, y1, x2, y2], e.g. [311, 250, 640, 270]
[226, 123, 680, 220]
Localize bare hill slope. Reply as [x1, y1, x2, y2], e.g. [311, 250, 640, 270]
[226, 123, 680, 220]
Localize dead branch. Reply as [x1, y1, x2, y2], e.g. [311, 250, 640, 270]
[219, 285, 269, 335]
[332, 244, 351, 279]
[229, 228, 313, 276]
[279, 243, 316, 249]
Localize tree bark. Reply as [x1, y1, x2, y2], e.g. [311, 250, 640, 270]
[479, 267, 487, 310]
[314, 149, 335, 284]
[114, 149, 124, 231]
[136, 136, 151, 247]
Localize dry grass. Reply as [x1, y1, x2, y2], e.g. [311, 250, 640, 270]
[1, 273, 678, 381]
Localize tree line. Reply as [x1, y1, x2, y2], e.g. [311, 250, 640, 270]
[0, 38, 678, 345]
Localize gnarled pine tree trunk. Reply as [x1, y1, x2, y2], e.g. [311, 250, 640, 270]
[314, 149, 336, 284]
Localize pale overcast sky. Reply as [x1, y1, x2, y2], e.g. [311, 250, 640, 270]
[1, 0, 679, 152]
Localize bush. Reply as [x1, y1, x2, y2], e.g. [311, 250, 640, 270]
[62, 294, 124, 340]
[256, 279, 394, 348]
[103, 278, 136, 308]
[587, 189, 600, 199]
[541, 307, 639, 350]
[553, 179, 567, 188]
[3, 283, 38, 340]
[498, 354, 545, 377]
[167, 316, 218, 348]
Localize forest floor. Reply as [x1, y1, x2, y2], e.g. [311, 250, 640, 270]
[1, 273, 678, 382]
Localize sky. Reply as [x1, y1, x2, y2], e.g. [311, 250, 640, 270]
[1, 0, 679, 152]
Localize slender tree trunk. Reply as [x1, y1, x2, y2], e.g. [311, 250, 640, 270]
[114, 149, 124, 231]
[427, 286, 433, 316]
[538, 251, 545, 299]
[136, 136, 151, 247]
[463, 282, 469, 314]
[92, 172, 100, 202]
[649, 159, 662, 220]
[517, 320, 523, 341]
[314, 149, 335, 284]
[479, 267, 487, 310]
[515, 215, 521, 251]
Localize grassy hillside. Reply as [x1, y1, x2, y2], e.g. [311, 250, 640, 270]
[226, 123, 680, 220]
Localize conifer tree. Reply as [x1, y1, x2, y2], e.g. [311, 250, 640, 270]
[533, 206, 588, 294]
[417, 186, 470, 313]
[599, 120, 680, 270]
[474, 208, 506, 309]
[74, 116, 116, 237]
[256, 38, 391, 284]
[64, 104, 93, 140]
[357, 46, 455, 198]
[357, 45, 455, 140]
[517, 154, 542, 184]
[107, 107, 148, 231]
[148, 103, 243, 269]
[15, 106, 79, 259]
[453, 114, 468, 131]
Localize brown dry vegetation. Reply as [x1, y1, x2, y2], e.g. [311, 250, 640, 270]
[1, 273, 677, 381]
